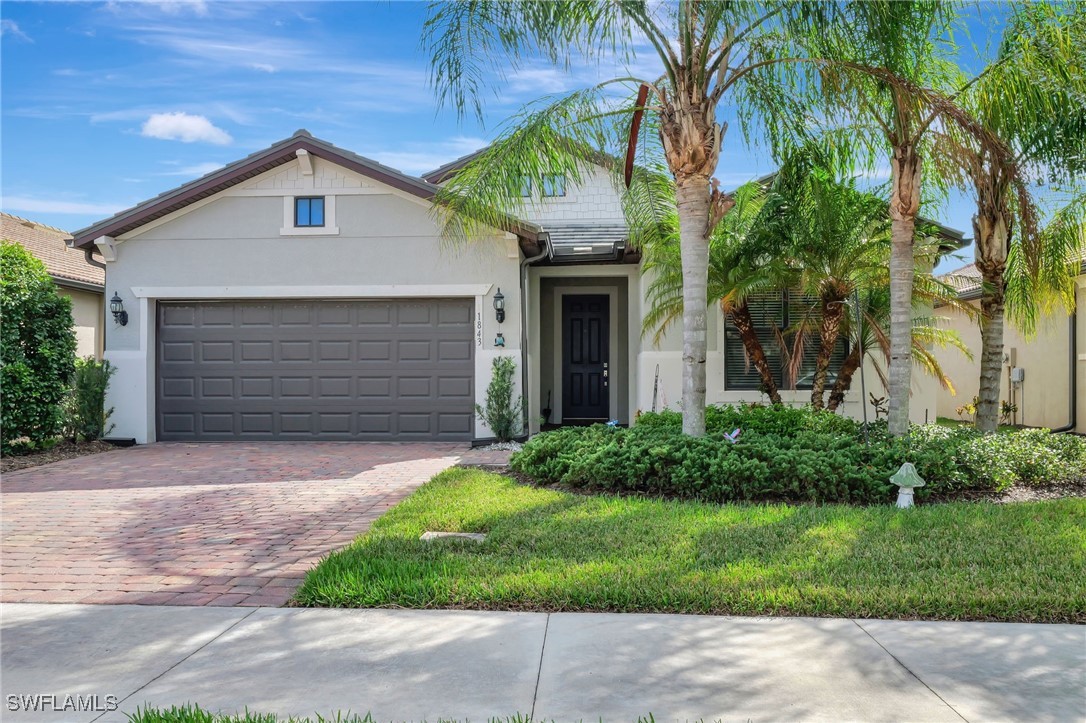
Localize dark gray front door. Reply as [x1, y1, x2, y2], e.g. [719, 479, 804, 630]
[562, 294, 610, 421]
[156, 299, 474, 441]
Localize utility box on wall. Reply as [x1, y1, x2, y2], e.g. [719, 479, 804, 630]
[1010, 367, 1026, 383]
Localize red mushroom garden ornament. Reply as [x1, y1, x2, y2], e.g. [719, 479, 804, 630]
[891, 463, 926, 509]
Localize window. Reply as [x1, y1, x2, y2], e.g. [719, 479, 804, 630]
[723, 289, 849, 391]
[541, 174, 566, 197]
[518, 176, 532, 198]
[294, 197, 325, 227]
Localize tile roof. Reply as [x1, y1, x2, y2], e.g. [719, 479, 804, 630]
[70, 129, 543, 248]
[1, 213, 104, 288]
[939, 262, 983, 295]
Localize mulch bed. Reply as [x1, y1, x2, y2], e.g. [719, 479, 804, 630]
[1, 440, 118, 473]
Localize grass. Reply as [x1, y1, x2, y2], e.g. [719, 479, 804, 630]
[295, 469, 1086, 623]
[125, 705, 541, 723]
[934, 416, 1020, 432]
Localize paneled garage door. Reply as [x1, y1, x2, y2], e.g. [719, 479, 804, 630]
[156, 299, 475, 441]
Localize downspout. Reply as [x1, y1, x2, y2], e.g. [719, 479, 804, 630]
[520, 235, 550, 437]
[83, 247, 108, 358]
[83, 247, 106, 271]
[1052, 305, 1078, 434]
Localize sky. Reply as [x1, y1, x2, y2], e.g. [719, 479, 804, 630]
[1, 0, 1024, 274]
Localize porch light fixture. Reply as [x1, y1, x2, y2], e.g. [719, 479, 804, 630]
[110, 292, 129, 326]
[493, 288, 506, 324]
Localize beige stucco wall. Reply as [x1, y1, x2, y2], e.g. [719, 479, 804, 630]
[103, 157, 523, 443]
[935, 275, 1084, 433]
[58, 286, 103, 360]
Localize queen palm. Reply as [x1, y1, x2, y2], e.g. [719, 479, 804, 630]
[423, 0, 848, 436]
[424, 0, 1010, 436]
[940, 4, 1086, 432]
[795, 1, 1034, 434]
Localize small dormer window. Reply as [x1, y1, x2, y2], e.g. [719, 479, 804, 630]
[294, 197, 325, 227]
[541, 174, 566, 197]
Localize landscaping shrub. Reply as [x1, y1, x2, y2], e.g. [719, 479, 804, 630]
[475, 355, 523, 442]
[0, 241, 77, 455]
[62, 356, 116, 442]
[511, 405, 1086, 504]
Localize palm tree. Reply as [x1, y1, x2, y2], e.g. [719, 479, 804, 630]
[424, 1, 846, 436]
[761, 156, 890, 408]
[801, 1, 1028, 434]
[939, 4, 1086, 432]
[640, 160, 969, 410]
[826, 282, 970, 413]
[640, 181, 788, 403]
[423, 0, 1013, 436]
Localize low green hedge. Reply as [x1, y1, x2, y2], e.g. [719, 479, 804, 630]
[510, 407, 1086, 504]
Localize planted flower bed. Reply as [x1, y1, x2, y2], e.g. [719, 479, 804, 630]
[510, 406, 1086, 505]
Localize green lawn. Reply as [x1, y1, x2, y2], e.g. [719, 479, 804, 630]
[295, 469, 1086, 623]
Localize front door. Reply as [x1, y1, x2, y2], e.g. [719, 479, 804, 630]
[562, 295, 610, 421]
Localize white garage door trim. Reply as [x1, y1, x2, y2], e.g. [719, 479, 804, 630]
[114, 285, 496, 443]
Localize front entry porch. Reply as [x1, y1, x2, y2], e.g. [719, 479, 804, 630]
[526, 266, 640, 435]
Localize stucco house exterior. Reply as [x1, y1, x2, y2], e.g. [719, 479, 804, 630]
[69, 130, 949, 444]
[934, 262, 1084, 433]
[3, 212, 105, 359]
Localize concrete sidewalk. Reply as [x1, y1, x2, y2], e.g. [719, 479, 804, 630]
[1, 605, 1082, 722]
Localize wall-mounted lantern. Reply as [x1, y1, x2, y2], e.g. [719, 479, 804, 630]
[110, 292, 129, 326]
[493, 288, 505, 324]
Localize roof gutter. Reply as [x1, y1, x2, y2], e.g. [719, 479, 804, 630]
[1051, 302, 1078, 434]
[83, 247, 106, 271]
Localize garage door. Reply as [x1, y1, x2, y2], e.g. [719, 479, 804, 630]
[156, 299, 475, 441]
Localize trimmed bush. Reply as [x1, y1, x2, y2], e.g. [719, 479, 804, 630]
[63, 356, 116, 442]
[475, 355, 523, 442]
[511, 405, 1086, 504]
[1, 241, 77, 454]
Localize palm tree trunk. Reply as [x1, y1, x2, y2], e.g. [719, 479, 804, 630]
[810, 294, 845, 410]
[973, 191, 1011, 433]
[675, 176, 711, 436]
[729, 301, 783, 405]
[887, 143, 921, 436]
[827, 345, 863, 412]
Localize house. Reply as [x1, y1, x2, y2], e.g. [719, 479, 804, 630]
[934, 261, 1085, 433]
[2, 212, 105, 359]
[69, 130, 951, 443]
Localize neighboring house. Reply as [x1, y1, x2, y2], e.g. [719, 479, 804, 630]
[2, 212, 105, 359]
[69, 130, 955, 443]
[934, 262, 1085, 433]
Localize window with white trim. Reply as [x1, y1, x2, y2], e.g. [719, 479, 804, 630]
[294, 197, 325, 227]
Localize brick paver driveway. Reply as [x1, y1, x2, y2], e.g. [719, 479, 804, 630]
[1, 443, 480, 607]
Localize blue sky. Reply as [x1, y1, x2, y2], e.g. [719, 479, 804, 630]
[2, 1, 1022, 273]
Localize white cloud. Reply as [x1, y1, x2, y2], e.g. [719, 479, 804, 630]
[365, 137, 490, 176]
[106, 0, 208, 17]
[1, 19, 32, 42]
[161, 161, 224, 177]
[248, 63, 276, 73]
[141, 112, 232, 145]
[2, 196, 126, 216]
